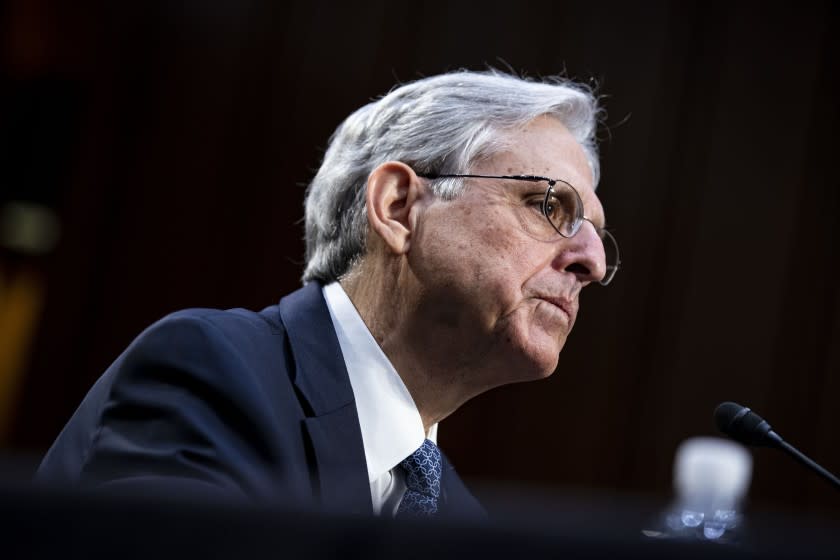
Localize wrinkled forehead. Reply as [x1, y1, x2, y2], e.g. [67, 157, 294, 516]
[473, 116, 604, 221]
[476, 117, 593, 182]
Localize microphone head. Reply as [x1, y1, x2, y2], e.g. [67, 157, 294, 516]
[714, 401, 782, 447]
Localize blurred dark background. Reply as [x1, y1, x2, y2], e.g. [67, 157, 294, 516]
[1, 0, 837, 518]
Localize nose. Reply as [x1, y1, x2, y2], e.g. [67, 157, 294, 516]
[553, 220, 607, 284]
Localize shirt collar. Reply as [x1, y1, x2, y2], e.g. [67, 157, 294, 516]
[322, 282, 437, 483]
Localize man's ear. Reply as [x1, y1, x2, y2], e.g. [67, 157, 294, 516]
[366, 161, 426, 255]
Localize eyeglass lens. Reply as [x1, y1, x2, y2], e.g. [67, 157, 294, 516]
[544, 182, 619, 285]
[598, 229, 619, 285]
[543, 183, 582, 237]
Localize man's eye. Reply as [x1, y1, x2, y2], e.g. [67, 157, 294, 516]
[526, 195, 546, 210]
[543, 194, 564, 219]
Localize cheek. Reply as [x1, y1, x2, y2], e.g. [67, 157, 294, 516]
[482, 217, 516, 253]
[412, 204, 546, 308]
[480, 220, 552, 290]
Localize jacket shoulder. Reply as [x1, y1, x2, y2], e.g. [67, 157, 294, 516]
[36, 302, 305, 500]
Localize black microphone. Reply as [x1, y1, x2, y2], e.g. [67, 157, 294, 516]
[714, 401, 840, 490]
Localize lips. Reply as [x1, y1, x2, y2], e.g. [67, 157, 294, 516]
[537, 296, 576, 322]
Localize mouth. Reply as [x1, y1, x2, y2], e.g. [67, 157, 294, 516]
[536, 296, 575, 322]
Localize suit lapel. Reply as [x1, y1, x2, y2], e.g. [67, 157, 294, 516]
[277, 283, 485, 519]
[278, 283, 372, 515]
[440, 453, 487, 519]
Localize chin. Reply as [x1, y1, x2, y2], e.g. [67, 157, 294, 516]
[479, 345, 559, 395]
[529, 333, 566, 379]
[509, 335, 564, 383]
[491, 311, 567, 384]
[532, 351, 562, 380]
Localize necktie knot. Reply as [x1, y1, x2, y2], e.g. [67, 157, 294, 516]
[397, 439, 442, 517]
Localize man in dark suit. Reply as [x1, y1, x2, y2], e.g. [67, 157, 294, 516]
[37, 70, 619, 518]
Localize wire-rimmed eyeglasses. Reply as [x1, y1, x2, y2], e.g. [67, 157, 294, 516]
[418, 173, 621, 286]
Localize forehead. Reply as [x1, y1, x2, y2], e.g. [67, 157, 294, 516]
[472, 116, 604, 223]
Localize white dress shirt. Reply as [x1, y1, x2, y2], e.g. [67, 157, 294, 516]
[322, 282, 438, 515]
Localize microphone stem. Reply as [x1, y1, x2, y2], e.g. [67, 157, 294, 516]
[778, 440, 840, 490]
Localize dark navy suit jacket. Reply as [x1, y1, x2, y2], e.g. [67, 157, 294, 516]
[37, 282, 484, 518]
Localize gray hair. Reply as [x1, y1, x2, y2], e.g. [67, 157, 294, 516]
[302, 70, 603, 284]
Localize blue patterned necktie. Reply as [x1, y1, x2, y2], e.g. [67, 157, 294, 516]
[396, 439, 442, 517]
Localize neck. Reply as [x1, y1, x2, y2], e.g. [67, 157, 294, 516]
[341, 259, 492, 432]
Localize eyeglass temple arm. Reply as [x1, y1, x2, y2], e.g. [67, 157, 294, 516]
[418, 173, 551, 184]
